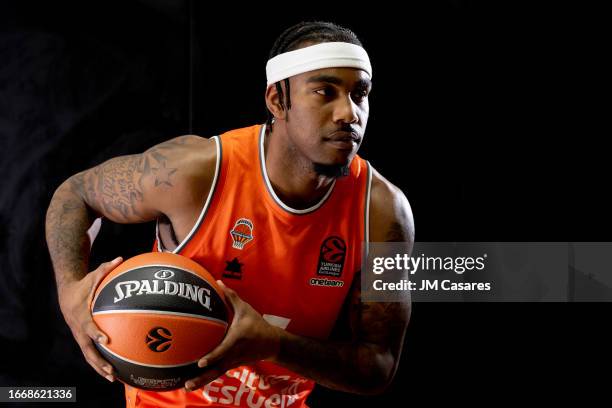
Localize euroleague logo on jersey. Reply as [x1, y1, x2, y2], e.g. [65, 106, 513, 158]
[310, 236, 347, 288]
[317, 236, 346, 277]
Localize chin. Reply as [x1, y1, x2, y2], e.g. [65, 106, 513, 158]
[313, 158, 352, 178]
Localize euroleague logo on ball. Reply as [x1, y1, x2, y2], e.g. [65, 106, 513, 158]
[146, 327, 173, 352]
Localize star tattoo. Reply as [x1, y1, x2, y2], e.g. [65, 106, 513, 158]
[151, 161, 178, 187]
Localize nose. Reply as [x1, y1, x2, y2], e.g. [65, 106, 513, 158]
[333, 94, 358, 125]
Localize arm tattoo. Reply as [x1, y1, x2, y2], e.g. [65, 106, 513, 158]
[95, 155, 146, 220]
[151, 161, 177, 187]
[348, 270, 409, 352]
[79, 146, 177, 222]
[284, 203, 414, 391]
[46, 137, 190, 288]
[276, 184, 413, 392]
[275, 269, 409, 394]
[45, 186, 93, 286]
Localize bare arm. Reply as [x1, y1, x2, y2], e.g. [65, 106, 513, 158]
[46, 135, 214, 285]
[270, 169, 414, 394]
[188, 168, 415, 395]
[45, 154, 153, 288]
[45, 135, 216, 380]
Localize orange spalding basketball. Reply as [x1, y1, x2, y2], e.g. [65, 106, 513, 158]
[91, 252, 230, 391]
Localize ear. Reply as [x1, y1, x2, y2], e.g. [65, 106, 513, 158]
[265, 83, 287, 121]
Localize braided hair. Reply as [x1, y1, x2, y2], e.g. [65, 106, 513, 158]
[266, 21, 363, 129]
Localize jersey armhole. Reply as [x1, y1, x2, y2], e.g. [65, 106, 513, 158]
[364, 160, 373, 258]
[156, 135, 222, 253]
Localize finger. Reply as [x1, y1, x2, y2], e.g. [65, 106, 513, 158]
[216, 280, 240, 306]
[197, 328, 240, 368]
[185, 367, 225, 391]
[88, 257, 123, 300]
[85, 354, 115, 382]
[94, 257, 123, 283]
[76, 334, 115, 379]
[84, 318, 109, 346]
[82, 324, 114, 376]
[82, 340, 114, 376]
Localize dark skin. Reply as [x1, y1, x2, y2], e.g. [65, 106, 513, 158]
[263, 67, 371, 207]
[45, 65, 414, 394]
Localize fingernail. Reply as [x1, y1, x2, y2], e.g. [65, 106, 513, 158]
[103, 365, 113, 374]
[185, 381, 195, 391]
[198, 359, 208, 368]
[113, 257, 122, 263]
[106, 375, 114, 382]
[97, 335, 107, 344]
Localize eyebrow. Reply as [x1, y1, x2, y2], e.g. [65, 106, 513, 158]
[306, 74, 343, 85]
[306, 74, 372, 88]
[354, 79, 372, 89]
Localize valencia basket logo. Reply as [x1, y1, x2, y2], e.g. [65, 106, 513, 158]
[230, 218, 254, 250]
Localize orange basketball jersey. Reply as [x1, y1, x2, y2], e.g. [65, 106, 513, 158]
[126, 124, 372, 407]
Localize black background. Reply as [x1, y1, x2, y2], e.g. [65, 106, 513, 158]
[0, 1, 609, 406]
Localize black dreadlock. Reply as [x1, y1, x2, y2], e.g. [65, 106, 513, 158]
[265, 21, 363, 129]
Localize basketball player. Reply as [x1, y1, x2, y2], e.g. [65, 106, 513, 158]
[46, 22, 414, 407]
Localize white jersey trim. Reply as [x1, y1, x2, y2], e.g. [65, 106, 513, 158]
[365, 161, 372, 256]
[259, 124, 336, 215]
[156, 135, 221, 253]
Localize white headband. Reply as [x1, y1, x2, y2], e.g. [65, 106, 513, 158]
[266, 42, 372, 86]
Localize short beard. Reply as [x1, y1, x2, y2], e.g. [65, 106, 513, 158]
[313, 162, 350, 178]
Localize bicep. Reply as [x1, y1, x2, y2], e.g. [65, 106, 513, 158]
[71, 134, 200, 223]
[71, 153, 160, 223]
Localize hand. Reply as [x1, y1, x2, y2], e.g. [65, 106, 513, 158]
[184, 281, 282, 391]
[57, 257, 123, 382]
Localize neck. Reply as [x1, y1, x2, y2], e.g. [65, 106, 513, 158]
[263, 124, 336, 210]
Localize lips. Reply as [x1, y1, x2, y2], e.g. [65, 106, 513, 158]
[326, 131, 361, 150]
[326, 139, 356, 150]
[328, 130, 360, 142]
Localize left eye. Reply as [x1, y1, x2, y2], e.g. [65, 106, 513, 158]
[352, 91, 368, 102]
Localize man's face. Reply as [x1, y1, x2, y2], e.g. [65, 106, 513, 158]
[282, 67, 371, 172]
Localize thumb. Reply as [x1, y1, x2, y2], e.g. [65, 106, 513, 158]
[216, 280, 240, 306]
[93, 256, 123, 286]
[87, 257, 123, 343]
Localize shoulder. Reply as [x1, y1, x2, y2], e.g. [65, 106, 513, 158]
[142, 135, 218, 214]
[144, 135, 217, 181]
[368, 165, 415, 244]
[145, 134, 216, 168]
